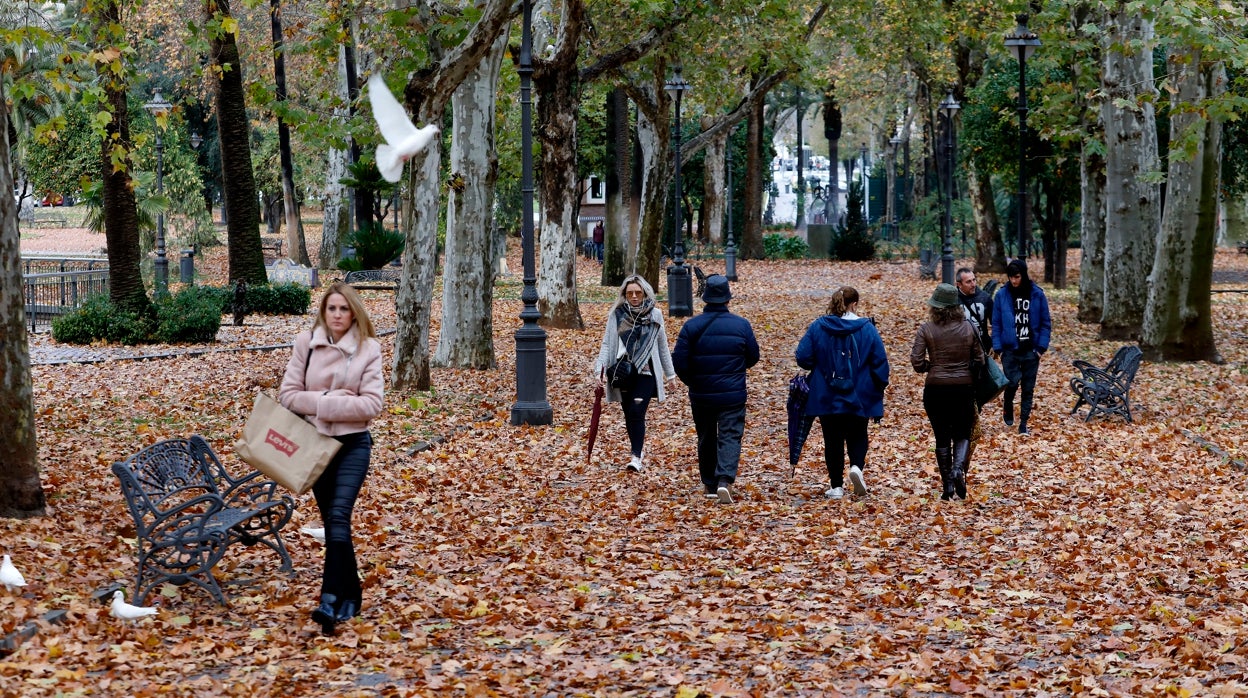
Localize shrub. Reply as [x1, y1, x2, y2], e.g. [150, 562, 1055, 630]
[154, 287, 223, 343]
[199, 283, 311, 315]
[763, 233, 810, 260]
[51, 295, 149, 345]
[339, 222, 404, 271]
[832, 181, 876, 261]
[245, 283, 311, 315]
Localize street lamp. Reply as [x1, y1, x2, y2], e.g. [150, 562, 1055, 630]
[1005, 13, 1040, 259]
[143, 90, 172, 295]
[189, 131, 203, 149]
[939, 92, 961, 284]
[888, 135, 902, 241]
[510, 0, 552, 426]
[725, 124, 738, 281]
[665, 63, 692, 317]
[858, 143, 868, 221]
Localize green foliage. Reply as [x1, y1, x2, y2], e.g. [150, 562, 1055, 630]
[154, 287, 224, 343]
[198, 283, 311, 315]
[52, 295, 150, 345]
[26, 99, 96, 201]
[763, 233, 809, 259]
[245, 284, 312, 315]
[339, 222, 405, 271]
[832, 181, 875, 261]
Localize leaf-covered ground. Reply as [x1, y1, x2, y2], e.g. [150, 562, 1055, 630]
[3, 239, 1248, 697]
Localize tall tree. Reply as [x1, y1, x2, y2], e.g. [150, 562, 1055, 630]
[1141, 49, 1223, 361]
[319, 45, 352, 271]
[603, 87, 631, 286]
[207, 0, 268, 284]
[1099, 6, 1159, 340]
[390, 0, 515, 392]
[435, 32, 508, 369]
[0, 76, 44, 519]
[269, 0, 309, 265]
[93, 0, 150, 314]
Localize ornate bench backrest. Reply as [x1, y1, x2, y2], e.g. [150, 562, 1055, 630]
[114, 438, 221, 522]
[1108, 346, 1143, 383]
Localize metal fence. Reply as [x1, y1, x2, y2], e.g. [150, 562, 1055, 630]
[22, 268, 110, 332]
[21, 256, 109, 275]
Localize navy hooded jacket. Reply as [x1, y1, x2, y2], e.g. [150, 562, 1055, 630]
[795, 315, 890, 419]
[672, 305, 760, 406]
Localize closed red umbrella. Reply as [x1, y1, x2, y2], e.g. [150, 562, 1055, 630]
[586, 382, 605, 463]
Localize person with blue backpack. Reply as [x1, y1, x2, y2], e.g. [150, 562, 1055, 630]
[795, 286, 891, 499]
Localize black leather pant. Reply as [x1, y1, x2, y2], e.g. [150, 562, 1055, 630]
[313, 431, 372, 607]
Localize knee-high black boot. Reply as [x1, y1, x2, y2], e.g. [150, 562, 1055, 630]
[951, 440, 970, 500]
[935, 448, 954, 501]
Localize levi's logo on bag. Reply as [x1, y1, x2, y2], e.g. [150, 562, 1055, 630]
[265, 429, 299, 457]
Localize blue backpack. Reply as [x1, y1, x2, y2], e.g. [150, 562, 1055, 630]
[824, 332, 858, 394]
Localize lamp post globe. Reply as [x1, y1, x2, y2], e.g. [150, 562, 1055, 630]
[143, 90, 173, 295]
[938, 92, 960, 285]
[1004, 13, 1040, 259]
[665, 64, 693, 317]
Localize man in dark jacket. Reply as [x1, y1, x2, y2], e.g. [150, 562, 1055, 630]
[956, 267, 992, 351]
[673, 275, 760, 504]
[991, 259, 1052, 435]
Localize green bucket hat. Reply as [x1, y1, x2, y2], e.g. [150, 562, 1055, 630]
[927, 283, 959, 309]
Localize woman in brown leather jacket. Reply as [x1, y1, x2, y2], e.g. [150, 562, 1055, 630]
[910, 283, 983, 500]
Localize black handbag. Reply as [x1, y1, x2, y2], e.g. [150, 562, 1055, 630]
[607, 357, 636, 391]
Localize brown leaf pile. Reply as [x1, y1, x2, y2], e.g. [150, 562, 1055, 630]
[3, 245, 1247, 697]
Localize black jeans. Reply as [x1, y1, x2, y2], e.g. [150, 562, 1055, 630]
[313, 431, 372, 606]
[620, 373, 657, 458]
[690, 401, 745, 490]
[1001, 349, 1041, 422]
[922, 384, 977, 450]
[819, 413, 868, 488]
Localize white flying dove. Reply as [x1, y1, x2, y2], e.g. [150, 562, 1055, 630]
[110, 590, 158, 621]
[368, 73, 439, 183]
[300, 526, 326, 544]
[1, 554, 26, 591]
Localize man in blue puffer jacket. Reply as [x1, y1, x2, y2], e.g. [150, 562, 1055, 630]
[673, 275, 760, 505]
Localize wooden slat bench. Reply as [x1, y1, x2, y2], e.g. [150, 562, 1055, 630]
[344, 268, 401, 291]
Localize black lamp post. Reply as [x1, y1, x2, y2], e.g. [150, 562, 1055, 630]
[939, 92, 960, 284]
[888, 135, 901, 241]
[665, 64, 692, 317]
[725, 125, 738, 281]
[143, 91, 172, 296]
[510, 0, 552, 426]
[858, 143, 868, 221]
[1005, 13, 1040, 259]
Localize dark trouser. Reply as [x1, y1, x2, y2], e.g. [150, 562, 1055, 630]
[690, 401, 745, 490]
[620, 373, 657, 458]
[818, 413, 868, 488]
[313, 431, 372, 608]
[1001, 349, 1041, 423]
[922, 384, 977, 451]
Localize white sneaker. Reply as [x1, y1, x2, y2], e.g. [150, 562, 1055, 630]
[716, 484, 733, 504]
[627, 455, 643, 472]
[849, 466, 867, 496]
[825, 486, 844, 499]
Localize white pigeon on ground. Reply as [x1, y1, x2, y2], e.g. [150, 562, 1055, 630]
[1, 554, 26, 592]
[368, 72, 439, 183]
[110, 590, 158, 622]
[300, 526, 326, 544]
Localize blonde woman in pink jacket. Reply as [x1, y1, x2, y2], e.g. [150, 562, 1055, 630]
[279, 281, 383, 635]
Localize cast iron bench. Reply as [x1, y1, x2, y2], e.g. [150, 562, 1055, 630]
[112, 435, 295, 606]
[1069, 345, 1143, 423]
[345, 268, 402, 291]
[1238, 241, 1248, 255]
[261, 237, 284, 258]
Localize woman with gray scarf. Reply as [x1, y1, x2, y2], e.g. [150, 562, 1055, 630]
[594, 275, 676, 472]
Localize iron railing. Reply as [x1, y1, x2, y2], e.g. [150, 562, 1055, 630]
[21, 256, 109, 275]
[22, 268, 110, 332]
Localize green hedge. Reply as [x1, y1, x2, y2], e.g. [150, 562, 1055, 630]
[50, 283, 311, 345]
[763, 233, 810, 260]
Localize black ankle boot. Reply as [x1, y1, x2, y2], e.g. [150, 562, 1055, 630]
[1003, 401, 1014, 426]
[311, 594, 338, 635]
[952, 440, 970, 500]
[935, 448, 954, 501]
